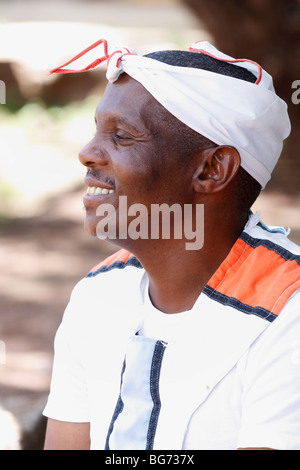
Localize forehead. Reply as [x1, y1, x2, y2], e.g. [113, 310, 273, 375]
[95, 73, 169, 133]
[95, 74, 155, 126]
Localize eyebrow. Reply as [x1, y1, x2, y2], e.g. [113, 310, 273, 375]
[94, 114, 141, 135]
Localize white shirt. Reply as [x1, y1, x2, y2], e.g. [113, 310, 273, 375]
[43, 215, 300, 449]
[139, 276, 300, 450]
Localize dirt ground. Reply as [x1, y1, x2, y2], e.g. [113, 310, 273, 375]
[0, 186, 117, 449]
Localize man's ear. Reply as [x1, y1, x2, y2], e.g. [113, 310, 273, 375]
[192, 146, 241, 193]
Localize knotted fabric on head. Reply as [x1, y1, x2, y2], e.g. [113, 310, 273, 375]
[50, 39, 291, 189]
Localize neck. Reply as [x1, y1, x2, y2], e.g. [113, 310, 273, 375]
[128, 209, 248, 314]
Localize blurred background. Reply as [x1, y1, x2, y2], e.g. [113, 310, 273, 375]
[0, 0, 299, 450]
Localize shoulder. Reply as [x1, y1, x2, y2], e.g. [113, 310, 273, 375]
[61, 249, 144, 328]
[66, 249, 144, 304]
[86, 249, 143, 277]
[244, 217, 300, 317]
[205, 214, 300, 322]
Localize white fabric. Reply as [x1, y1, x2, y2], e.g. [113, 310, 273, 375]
[51, 40, 291, 189]
[43, 217, 300, 450]
[140, 282, 300, 450]
[43, 271, 300, 450]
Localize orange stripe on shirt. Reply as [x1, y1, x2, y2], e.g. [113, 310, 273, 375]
[89, 249, 134, 273]
[207, 239, 300, 316]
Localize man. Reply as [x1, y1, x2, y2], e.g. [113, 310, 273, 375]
[43, 40, 300, 450]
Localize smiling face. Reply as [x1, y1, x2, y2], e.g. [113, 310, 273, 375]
[79, 74, 196, 248]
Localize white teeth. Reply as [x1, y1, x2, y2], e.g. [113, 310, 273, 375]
[86, 186, 114, 195]
[87, 186, 95, 195]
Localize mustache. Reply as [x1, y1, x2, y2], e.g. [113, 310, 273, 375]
[86, 169, 115, 188]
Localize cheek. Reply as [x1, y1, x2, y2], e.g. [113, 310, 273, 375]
[113, 149, 162, 190]
[112, 141, 188, 203]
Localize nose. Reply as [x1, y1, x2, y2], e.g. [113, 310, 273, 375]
[78, 138, 109, 168]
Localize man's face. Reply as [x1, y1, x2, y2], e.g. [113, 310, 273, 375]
[79, 74, 194, 244]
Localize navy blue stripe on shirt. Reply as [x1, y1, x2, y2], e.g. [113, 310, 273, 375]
[86, 257, 142, 277]
[105, 336, 166, 450]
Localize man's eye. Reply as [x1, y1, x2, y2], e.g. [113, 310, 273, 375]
[115, 130, 131, 140]
[114, 130, 134, 145]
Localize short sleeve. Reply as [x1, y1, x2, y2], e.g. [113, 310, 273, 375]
[43, 284, 90, 423]
[237, 291, 300, 450]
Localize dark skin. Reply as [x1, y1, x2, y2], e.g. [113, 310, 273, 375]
[44, 74, 271, 450]
[79, 73, 246, 313]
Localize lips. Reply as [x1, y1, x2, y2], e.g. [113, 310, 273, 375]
[84, 174, 115, 196]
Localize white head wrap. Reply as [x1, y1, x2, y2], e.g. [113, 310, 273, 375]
[50, 39, 291, 189]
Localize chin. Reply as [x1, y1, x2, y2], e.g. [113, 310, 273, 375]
[84, 217, 98, 237]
